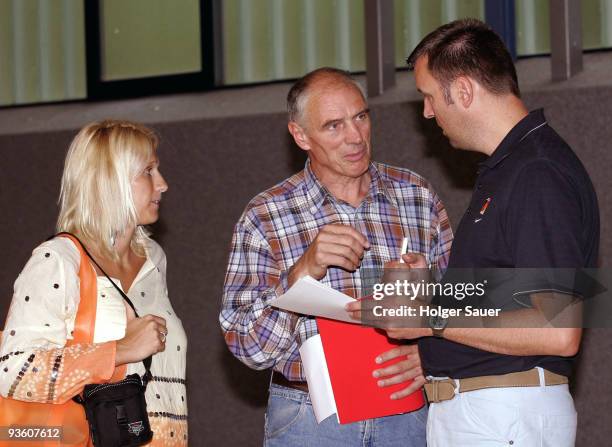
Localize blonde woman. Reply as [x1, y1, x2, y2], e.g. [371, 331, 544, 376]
[0, 120, 187, 445]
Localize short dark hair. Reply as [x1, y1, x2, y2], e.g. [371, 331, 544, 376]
[287, 67, 365, 124]
[406, 18, 520, 101]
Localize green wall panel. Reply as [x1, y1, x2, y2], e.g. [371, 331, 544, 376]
[222, 0, 366, 85]
[0, 0, 15, 105]
[580, 0, 612, 50]
[394, 0, 484, 66]
[0, 0, 86, 107]
[516, 0, 550, 55]
[281, 0, 308, 78]
[12, 0, 42, 104]
[64, 0, 87, 101]
[602, 0, 612, 46]
[101, 0, 201, 81]
[40, 1, 66, 101]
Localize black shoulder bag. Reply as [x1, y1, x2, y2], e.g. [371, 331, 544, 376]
[61, 233, 154, 446]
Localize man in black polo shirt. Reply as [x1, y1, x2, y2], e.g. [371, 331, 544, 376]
[377, 18, 598, 446]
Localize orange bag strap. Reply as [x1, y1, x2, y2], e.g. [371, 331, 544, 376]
[45, 234, 98, 445]
[57, 233, 98, 346]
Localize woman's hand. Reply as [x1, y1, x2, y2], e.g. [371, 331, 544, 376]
[115, 305, 167, 366]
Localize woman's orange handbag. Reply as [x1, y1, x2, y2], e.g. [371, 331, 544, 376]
[0, 234, 97, 446]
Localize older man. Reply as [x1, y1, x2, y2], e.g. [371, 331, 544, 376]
[220, 67, 452, 446]
[349, 19, 599, 447]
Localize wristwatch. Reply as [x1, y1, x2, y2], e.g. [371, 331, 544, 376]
[429, 315, 448, 338]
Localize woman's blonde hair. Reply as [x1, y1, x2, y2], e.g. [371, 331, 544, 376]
[57, 120, 158, 261]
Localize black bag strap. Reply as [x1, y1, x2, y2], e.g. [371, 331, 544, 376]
[53, 232, 153, 382]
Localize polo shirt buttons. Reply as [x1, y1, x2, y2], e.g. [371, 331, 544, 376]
[509, 441, 514, 445]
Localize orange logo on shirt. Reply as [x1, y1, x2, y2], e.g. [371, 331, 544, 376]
[479, 198, 492, 215]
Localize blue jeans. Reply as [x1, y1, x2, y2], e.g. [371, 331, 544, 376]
[264, 383, 427, 447]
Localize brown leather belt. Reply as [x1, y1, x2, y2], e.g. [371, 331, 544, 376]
[424, 368, 568, 404]
[271, 371, 309, 393]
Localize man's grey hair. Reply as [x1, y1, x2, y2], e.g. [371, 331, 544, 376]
[286, 67, 366, 125]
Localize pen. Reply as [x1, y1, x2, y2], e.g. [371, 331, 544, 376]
[399, 237, 408, 263]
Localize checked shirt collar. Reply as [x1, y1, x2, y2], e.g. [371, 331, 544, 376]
[301, 159, 398, 214]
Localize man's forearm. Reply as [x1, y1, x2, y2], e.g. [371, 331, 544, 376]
[384, 299, 583, 357]
[441, 325, 582, 357]
[441, 292, 583, 357]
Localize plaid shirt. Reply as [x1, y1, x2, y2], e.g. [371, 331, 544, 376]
[220, 161, 453, 381]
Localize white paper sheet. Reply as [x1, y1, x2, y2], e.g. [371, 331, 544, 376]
[298, 334, 338, 423]
[269, 276, 356, 323]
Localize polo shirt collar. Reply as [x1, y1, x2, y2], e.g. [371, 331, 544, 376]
[482, 108, 548, 169]
[302, 160, 396, 214]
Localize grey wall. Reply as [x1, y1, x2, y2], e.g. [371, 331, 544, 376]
[0, 85, 610, 446]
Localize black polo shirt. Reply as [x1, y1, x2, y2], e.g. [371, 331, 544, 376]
[419, 109, 600, 379]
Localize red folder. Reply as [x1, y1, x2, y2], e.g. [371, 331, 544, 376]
[316, 317, 425, 424]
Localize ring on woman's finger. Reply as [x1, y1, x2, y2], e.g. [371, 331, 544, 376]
[159, 331, 167, 343]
